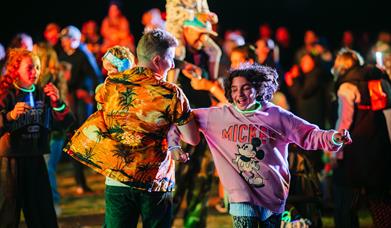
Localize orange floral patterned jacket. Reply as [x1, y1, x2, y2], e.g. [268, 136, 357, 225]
[64, 67, 193, 191]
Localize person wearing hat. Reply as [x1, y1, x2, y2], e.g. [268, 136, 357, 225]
[166, 0, 221, 83]
[167, 16, 220, 228]
[56, 25, 103, 195]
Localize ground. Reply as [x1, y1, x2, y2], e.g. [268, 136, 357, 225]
[21, 160, 373, 227]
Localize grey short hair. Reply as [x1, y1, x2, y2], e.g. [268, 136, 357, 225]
[136, 29, 178, 62]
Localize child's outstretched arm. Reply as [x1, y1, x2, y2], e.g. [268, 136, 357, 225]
[285, 111, 352, 152]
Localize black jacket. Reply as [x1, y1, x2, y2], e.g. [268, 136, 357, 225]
[0, 86, 74, 156]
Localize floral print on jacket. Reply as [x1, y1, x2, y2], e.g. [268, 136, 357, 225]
[64, 67, 193, 192]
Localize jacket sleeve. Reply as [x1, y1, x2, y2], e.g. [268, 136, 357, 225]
[335, 82, 359, 131]
[0, 93, 14, 136]
[172, 87, 193, 126]
[167, 124, 181, 147]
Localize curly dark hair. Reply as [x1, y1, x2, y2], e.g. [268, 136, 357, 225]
[224, 63, 279, 103]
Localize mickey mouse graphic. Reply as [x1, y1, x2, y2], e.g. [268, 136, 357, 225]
[233, 137, 265, 187]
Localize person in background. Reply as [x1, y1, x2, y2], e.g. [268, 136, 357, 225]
[255, 38, 279, 69]
[166, 0, 222, 82]
[0, 48, 73, 227]
[33, 42, 70, 216]
[285, 52, 331, 129]
[340, 30, 356, 50]
[274, 26, 293, 72]
[219, 30, 246, 80]
[8, 33, 34, 51]
[141, 8, 166, 32]
[57, 25, 103, 195]
[81, 20, 103, 64]
[230, 44, 257, 70]
[0, 42, 5, 72]
[366, 30, 391, 65]
[167, 16, 220, 227]
[331, 48, 391, 228]
[285, 52, 333, 176]
[44, 23, 61, 48]
[255, 39, 290, 110]
[258, 23, 273, 40]
[100, 0, 135, 53]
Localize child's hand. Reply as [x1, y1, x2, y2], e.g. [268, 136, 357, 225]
[197, 12, 218, 24]
[8, 102, 32, 120]
[334, 129, 352, 145]
[43, 83, 60, 103]
[169, 146, 190, 163]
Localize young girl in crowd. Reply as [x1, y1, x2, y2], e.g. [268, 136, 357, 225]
[170, 63, 351, 227]
[0, 49, 73, 227]
[33, 42, 70, 216]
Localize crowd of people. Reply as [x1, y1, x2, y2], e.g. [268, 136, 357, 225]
[0, 0, 391, 227]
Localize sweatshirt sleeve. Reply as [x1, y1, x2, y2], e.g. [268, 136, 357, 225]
[167, 124, 181, 147]
[193, 108, 209, 132]
[285, 111, 342, 152]
[167, 108, 209, 147]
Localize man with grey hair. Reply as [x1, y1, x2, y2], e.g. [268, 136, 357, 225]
[65, 29, 200, 227]
[136, 28, 179, 79]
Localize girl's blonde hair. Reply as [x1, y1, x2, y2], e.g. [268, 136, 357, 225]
[33, 42, 68, 101]
[33, 42, 60, 86]
[332, 48, 364, 77]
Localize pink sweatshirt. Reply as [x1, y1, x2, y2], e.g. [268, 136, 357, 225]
[171, 102, 341, 213]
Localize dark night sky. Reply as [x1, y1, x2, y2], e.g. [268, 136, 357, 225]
[0, 0, 389, 50]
